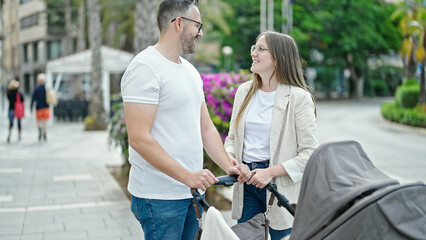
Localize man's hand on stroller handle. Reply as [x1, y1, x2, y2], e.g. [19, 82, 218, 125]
[184, 169, 218, 191]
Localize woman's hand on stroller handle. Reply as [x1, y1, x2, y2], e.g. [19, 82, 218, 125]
[227, 164, 251, 184]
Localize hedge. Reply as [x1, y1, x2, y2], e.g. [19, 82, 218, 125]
[381, 102, 426, 128]
[395, 78, 420, 108]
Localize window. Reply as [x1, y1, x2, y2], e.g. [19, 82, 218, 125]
[23, 44, 29, 63]
[21, 14, 38, 29]
[20, 0, 32, 4]
[33, 41, 38, 62]
[47, 40, 62, 60]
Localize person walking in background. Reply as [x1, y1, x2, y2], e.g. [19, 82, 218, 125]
[31, 73, 50, 141]
[224, 31, 319, 239]
[121, 0, 250, 239]
[6, 79, 25, 143]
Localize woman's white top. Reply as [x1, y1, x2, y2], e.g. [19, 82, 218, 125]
[242, 89, 276, 163]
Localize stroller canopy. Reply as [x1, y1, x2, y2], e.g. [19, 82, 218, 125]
[290, 141, 426, 239]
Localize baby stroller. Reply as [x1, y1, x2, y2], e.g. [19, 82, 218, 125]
[193, 140, 426, 240]
[290, 140, 426, 240]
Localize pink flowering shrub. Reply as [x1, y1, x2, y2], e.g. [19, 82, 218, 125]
[201, 73, 251, 141]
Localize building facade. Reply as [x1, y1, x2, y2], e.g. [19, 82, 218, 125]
[1, 0, 66, 95]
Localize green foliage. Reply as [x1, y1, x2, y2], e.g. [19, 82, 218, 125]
[369, 65, 403, 95]
[405, 78, 420, 86]
[100, 0, 135, 52]
[313, 65, 341, 98]
[45, 0, 66, 31]
[395, 80, 420, 108]
[370, 79, 389, 97]
[108, 102, 129, 160]
[214, 0, 261, 70]
[294, 0, 401, 62]
[381, 101, 426, 128]
[293, 0, 401, 97]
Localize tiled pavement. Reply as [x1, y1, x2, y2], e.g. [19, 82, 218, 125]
[0, 107, 144, 240]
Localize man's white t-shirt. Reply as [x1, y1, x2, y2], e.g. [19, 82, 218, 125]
[243, 89, 276, 163]
[121, 46, 204, 199]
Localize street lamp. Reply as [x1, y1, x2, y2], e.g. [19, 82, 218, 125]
[222, 46, 233, 72]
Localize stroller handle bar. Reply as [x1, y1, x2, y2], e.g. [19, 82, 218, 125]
[213, 175, 295, 216]
[266, 183, 295, 216]
[214, 174, 239, 186]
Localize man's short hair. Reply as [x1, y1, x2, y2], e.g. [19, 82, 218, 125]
[157, 0, 199, 33]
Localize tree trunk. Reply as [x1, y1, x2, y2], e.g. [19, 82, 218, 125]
[133, 0, 158, 54]
[71, 0, 86, 100]
[404, 50, 417, 79]
[65, 0, 73, 55]
[65, 0, 81, 99]
[87, 0, 106, 129]
[77, 0, 86, 51]
[346, 53, 364, 99]
[420, 62, 425, 105]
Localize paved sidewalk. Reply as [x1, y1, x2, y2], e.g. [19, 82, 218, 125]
[0, 108, 144, 240]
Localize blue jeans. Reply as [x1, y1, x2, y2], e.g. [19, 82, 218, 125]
[8, 109, 21, 129]
[238, 161, 291, 240]
[131, 195, 202, 240]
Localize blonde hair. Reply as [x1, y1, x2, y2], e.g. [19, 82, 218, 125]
[8, 79, 20, 90]
[235, 31, 316, 128]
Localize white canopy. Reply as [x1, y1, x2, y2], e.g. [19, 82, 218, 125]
[46, 46, 134, 117]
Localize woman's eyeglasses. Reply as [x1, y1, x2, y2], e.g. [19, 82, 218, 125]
[251, 45, 269, 53]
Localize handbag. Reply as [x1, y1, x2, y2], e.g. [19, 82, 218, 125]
[46, 88, 58, 106]
[14, 92, 25, 119]
[230, 192, 275, 240]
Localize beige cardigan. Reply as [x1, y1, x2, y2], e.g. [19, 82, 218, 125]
[224, 81, 319, 230]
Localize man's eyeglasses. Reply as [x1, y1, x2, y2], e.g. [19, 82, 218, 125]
[171, 16, 203, 33]
[251, 45, 269, 53]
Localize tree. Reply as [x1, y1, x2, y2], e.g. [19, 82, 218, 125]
[76, 0, 86, 51]
[100, 0, 135, 52]
[392, 0, 426, 104]
[72, 0, 86, 100]
[392, 1, 418, 80]
[212, 0, 261, 70]
[133, 0, 158, 54]
[87, 0, 106, 129]
[294, 0, 401, 98]
[64, 0, 73, 55]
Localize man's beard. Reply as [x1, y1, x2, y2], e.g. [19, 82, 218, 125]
[180, 30, 196, 54]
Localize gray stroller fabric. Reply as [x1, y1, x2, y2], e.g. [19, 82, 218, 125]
[290, 141, 414, 240]
[317, 183, 426, 239]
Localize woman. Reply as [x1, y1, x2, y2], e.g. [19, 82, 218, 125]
[224, 31, 319, 239]
[31, 73, 50, 141]
[6, 79, 25, 143]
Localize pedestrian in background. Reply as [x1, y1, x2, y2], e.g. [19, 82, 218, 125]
[31, 73, 50, 141]
[121, 0, 250, 239]
[6, 79, 25, 143]
[224, 31, 319, 239]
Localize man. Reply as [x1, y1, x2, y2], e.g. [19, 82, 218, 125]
[31, 73, 49, 141]
[121, 0, 250, 239]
